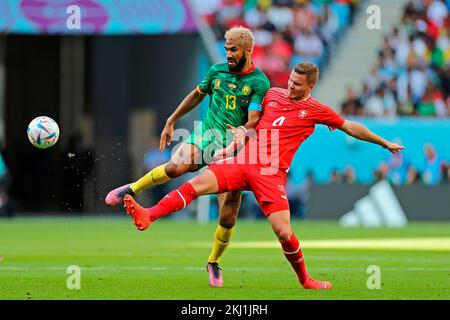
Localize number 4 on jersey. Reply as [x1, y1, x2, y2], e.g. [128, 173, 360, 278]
[272, 116, 286, 126]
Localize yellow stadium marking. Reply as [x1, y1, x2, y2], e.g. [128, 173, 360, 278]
[195, 238, 450, 251]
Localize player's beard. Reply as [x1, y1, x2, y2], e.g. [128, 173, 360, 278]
[228, 54, 247, 72]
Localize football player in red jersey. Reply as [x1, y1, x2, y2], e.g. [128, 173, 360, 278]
[122, 62, 404, 290]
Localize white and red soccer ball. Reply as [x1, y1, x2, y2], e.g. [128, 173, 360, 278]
[27, 116, 60, 149]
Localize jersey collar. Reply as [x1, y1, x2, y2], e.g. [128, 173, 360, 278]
[291, 94, 311, 102]
[234, 63, 256, 76]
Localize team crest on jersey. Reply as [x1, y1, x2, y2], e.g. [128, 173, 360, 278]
[299, 109, 308, 118]
[242, 84, 251, 96]
[267, 101, 277, 107]
[214, 79, 221, 89]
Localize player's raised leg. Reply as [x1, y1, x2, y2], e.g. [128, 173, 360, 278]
[267, 210, 332, 290]
[105, 143, 201, 206]
[123, 168, 220, 230]
[206, 191, 241, 287]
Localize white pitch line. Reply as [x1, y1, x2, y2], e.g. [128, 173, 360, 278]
[192, 237, 450, 251]
[1, 266, 450, 272]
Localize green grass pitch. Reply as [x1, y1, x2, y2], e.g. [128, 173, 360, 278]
[0, 217, 449, 300]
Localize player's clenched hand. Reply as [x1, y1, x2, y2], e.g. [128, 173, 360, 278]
[385, 142, 404, 154]
[160, 122, 174, 151]
[227, 124, 247, 146]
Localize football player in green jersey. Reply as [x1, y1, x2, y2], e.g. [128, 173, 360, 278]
[105, 26, 270, 287]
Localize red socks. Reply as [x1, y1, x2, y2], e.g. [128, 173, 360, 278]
[280, 233, 310, 284]
[149, 182, 198, 221]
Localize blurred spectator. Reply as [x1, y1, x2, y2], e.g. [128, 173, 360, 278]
[341, 86, 363, 115]
[292, 2, 318, 32]
[416, 81, 447, 116]
[365, 87, 386, 117]
[329, 168, 342, 183]
[244, 4, 267, 28]
[342, 165, 356, 184]
[267, 3, 293, 32]
[426, 0, 448, 28]
[271, 31, 293, 62]
[443, 162, 450, 184]
[346, 0, 450, 117]
[406, 165, 420, 185]
[287, 170, 314, 219]
[376, 145, 411, 186]
[293, 28, 324, 67]
[143, 136, 171, 174]
[317, 4, 340, 47]
[422, 143, 446, 186]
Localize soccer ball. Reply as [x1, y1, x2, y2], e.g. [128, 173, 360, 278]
[27, 116, 60, 149]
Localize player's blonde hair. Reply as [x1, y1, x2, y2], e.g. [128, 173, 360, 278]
[294, 62, 320, 85]
[224, 26, 255, 53]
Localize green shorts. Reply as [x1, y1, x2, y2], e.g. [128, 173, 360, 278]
[185, 122, 234, 168]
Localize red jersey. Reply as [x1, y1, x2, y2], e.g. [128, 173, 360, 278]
[242, 87, 345, 170]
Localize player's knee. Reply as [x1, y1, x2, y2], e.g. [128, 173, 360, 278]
[219, 214, 237, 229]
[218, 198, 240, 228]
[165, 162, 188, 178]
[274, 228, 292, 242]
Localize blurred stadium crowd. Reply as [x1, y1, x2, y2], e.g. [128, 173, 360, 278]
[340, 0, 450, 117]
[194, 0, 450, 117]
[193, 0, 361, 86]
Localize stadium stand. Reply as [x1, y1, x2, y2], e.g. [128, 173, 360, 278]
[341, 0, 450, 117]
[193, 0, 361, 86]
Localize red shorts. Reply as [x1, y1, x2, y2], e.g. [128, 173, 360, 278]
[208, 160, 289, 216]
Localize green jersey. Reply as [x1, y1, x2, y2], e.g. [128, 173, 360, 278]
[186, 63, 270, 166]
[198, 63, 270, 132]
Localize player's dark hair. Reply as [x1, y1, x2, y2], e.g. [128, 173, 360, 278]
[293, 62, 319, 85]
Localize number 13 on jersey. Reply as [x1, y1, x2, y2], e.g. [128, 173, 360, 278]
[226, 95, 236, 110]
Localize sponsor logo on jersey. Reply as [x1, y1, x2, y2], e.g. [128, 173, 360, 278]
[267, 101, 277, 107]
[214, 79, 221, 90]
[228, 83, 237, 89]
[299, 109, 308, 118]
[242, 84, 251, 95]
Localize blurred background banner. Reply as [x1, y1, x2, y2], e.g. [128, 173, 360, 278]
[0, 0, 197, 34]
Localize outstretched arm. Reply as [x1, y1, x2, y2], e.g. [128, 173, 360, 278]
[338, 120, 404, 154]
[160, 88, 206, 151]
